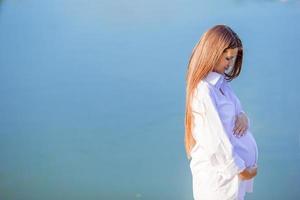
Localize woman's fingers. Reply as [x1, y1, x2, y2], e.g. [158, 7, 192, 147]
[235, 126, 246, 136]
[233, 125, 241, 134]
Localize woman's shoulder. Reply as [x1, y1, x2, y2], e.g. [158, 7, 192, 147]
[194, 80, 214, 100]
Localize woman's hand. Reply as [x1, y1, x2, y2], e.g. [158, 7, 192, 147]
[238, 164, 258, 180]
[233, 112, 249, 137]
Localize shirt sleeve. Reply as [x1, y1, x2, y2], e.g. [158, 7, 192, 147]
[192, 86, 246, 178]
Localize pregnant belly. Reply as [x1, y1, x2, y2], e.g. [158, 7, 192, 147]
[231, 131, 258, 167]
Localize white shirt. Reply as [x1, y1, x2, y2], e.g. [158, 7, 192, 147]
[189, 71, 258, 200]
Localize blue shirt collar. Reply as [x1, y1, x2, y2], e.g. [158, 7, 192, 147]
[204, 71, 225, 89]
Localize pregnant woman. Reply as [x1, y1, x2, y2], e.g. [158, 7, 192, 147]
[184, 25, 258, 200]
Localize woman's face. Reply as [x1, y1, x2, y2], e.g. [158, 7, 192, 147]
[213, 47, 238, 74]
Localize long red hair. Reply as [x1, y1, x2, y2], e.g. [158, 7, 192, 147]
[184, 24, 244, 159]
